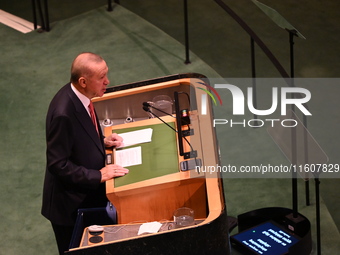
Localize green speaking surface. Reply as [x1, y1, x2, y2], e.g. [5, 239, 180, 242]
[113, 122, 179, 187]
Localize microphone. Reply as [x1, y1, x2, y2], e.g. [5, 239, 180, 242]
[143, 105, 156, 119]
[142, 102, 174, 118]
[142, 100, 200, 172]
[142, 99, 197, 160]
[143, 104, 177, 132]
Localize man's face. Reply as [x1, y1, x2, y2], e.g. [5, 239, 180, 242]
[84, 60, 110, 98]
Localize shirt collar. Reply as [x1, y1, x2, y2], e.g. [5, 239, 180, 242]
[70, 83, 91, 116]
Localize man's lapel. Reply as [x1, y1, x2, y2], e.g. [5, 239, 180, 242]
[68, 89, 105, 155]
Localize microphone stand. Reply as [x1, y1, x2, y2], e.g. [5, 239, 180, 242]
[249, 3, 319, 253]
[143, 102, 175, 118]
[314, 174, 321, 255]
[142, 100, 196, 160]
[143, 106, 177, 133]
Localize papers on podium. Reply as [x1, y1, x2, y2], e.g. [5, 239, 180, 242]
[116, 146, 142, 167]
[137, 221, 162, 235]
[115, 128, 153, 167]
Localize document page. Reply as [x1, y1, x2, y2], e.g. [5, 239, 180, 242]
[117, 128, 153, 148]
[115, 146, 142, 167]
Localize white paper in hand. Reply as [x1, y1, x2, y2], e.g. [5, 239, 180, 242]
[117, 128, 153, 148]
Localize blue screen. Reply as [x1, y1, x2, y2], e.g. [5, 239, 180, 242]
[231, 221, 300, 255]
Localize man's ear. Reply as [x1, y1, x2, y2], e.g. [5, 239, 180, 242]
[79, 77, 86, 88]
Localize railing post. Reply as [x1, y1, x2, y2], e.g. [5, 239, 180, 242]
[44, 0, 50, 31]
[183, 0, 191, 64]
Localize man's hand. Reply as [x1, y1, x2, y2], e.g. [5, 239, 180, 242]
[104, 133, 123, 148]
[100, 164, 129, 183]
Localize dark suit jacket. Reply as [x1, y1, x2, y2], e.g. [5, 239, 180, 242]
[42, 83, 107, 226]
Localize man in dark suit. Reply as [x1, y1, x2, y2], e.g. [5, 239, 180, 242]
[42, 53, 129, 255]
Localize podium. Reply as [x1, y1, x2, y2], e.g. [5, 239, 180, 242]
[105, 117, 208, 224]
[67, 73, 230, 254]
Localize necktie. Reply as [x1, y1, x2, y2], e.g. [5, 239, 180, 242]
[88, 101, 99, 135]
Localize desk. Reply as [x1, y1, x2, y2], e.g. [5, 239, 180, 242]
[79, 219, 205, 247]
